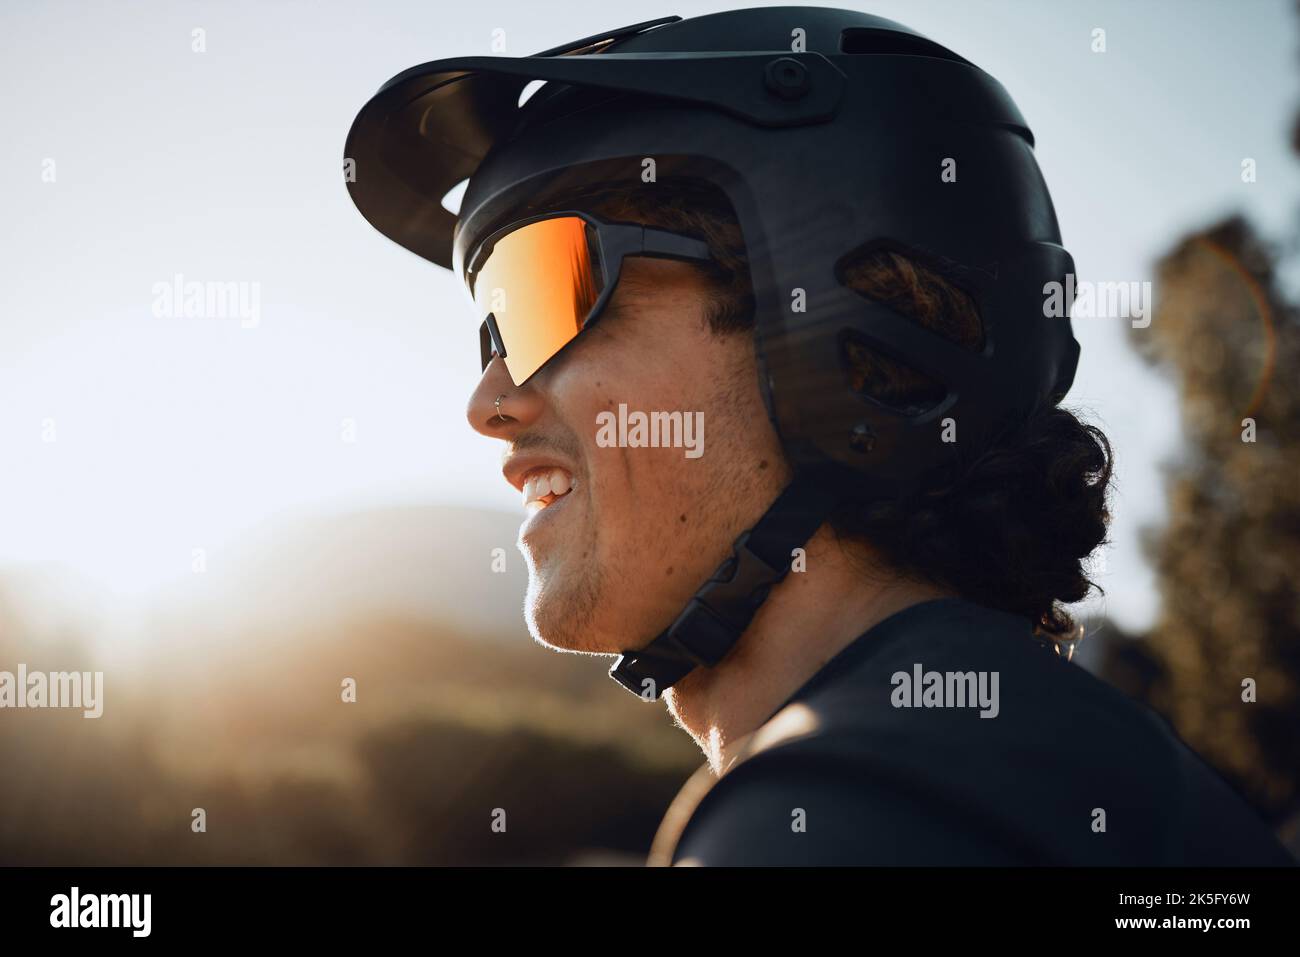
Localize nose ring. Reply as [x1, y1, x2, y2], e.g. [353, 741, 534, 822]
[494, 393, 507, 423]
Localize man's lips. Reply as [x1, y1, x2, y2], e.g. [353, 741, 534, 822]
[522, 467, 574, 510]
[502, 454, 578, 511]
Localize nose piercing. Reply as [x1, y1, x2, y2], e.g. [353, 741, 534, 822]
[494, 393, 507, 422]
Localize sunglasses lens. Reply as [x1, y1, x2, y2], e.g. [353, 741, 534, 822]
[472, 216, 604, 385]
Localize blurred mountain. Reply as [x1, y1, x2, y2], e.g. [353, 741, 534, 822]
[0, 502, 701, 866]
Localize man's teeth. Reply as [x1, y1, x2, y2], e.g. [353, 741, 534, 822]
[523, 468, 574, 509]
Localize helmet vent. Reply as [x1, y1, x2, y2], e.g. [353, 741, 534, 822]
[839, 28, 969, 64]
[835, 243, 985, 416]
[839, 329, 947, 417]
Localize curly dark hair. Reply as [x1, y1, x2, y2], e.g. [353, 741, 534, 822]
[531, 174, 1113, 635]
[840, 405, 1112, 634]
[830, 245, 1113, 635]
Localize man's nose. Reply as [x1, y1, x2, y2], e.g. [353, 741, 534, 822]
[466, 356, 544, 437]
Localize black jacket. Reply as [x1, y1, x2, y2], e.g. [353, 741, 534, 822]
[650, 598, 1295, 866]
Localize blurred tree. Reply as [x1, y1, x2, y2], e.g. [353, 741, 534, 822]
[1121, 211, 1300, 822]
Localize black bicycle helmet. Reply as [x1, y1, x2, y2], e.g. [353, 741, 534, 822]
[344, 6, 1081, 698]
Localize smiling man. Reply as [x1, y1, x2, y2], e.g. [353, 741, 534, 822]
[345, 8, 1295, 866]
[480, 245, 784, 666]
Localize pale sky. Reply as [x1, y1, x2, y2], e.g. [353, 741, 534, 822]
[1, 0, 1296, 630]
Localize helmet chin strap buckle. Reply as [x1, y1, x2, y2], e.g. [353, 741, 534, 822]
[609, 530, 785, 700]
[609, 477, 832, 700]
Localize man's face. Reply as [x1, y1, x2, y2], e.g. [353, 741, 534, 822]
[467, 255, 790, 657]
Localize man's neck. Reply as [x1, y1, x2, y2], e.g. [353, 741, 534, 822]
[664, 524, 953, 775]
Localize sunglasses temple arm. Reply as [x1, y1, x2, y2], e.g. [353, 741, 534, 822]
[637, 227, 713, 264]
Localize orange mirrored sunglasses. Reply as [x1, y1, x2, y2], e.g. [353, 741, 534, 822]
[465, 210, 715, 386]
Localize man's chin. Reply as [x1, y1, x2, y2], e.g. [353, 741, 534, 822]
[522, 575, 613, 656]
[526, 623, 620, 657]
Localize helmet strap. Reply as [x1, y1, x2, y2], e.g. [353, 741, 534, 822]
[608, 476, 833, 699]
